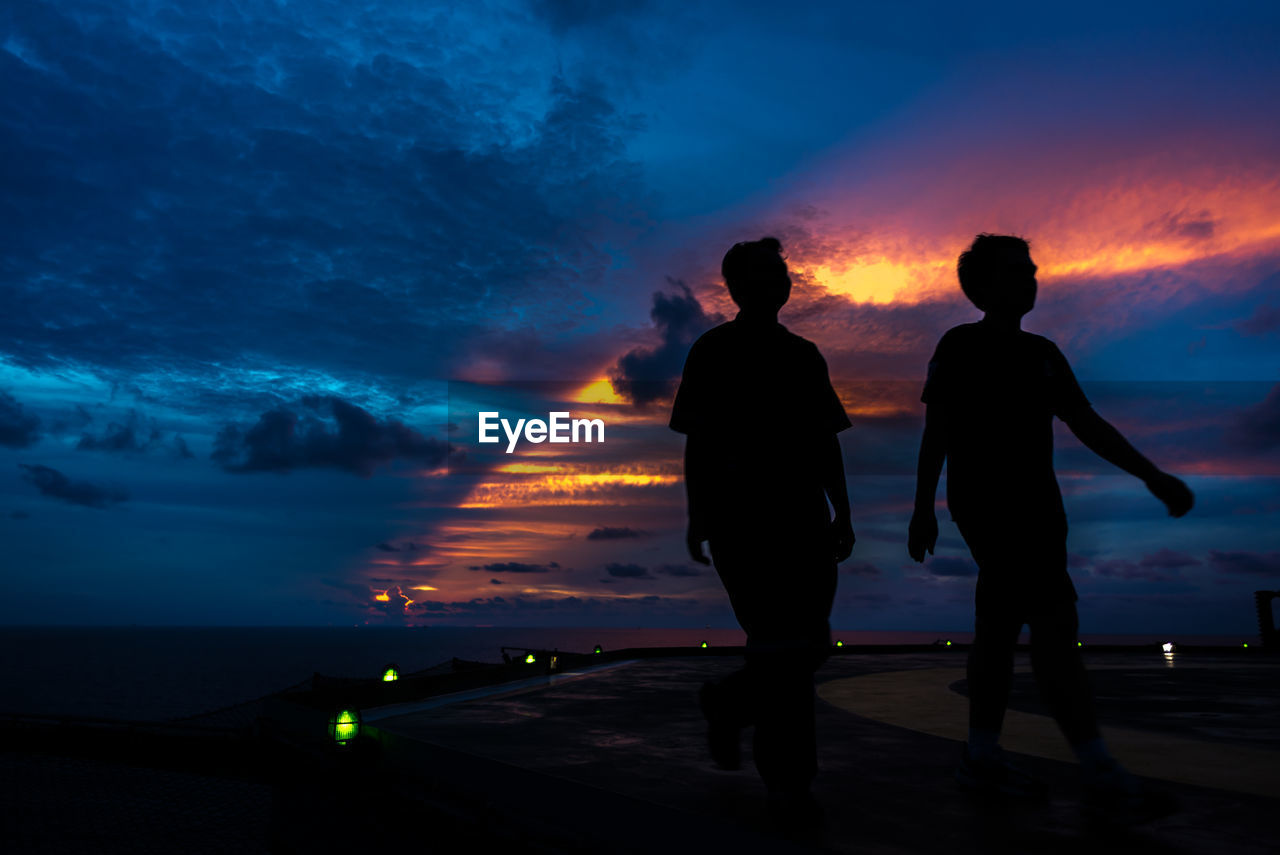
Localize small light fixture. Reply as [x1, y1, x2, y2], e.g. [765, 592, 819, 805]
[700, 640, 708, 649]
[382, 664, 399, 682]
[593, 644, 603, 654]
[525, 653, 536, 664]
[1162, 641, 1176, 654]
[945, 639, 953, 647]
[835, 639, 844, 647]
[1076, 641, 1083, 648]
[1242, 642, 1249, 649]
[329, 709, 360, 746]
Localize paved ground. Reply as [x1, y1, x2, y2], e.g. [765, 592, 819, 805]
[0, 752, 273, 855]
[6, 649, 1275, 853]
[373, 650, 1278, 854]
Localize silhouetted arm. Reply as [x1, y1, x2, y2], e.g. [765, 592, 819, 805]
[683, 433, 712, 564]
[1061, 406, 1158, 480]
[823, 433, 855, 561]
[908, 402, 946, 562]
[1061, 407, 1194, 516]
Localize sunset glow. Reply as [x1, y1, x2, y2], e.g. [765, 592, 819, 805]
[3, 0, 1276, 633]
[805, 257, 951, 304]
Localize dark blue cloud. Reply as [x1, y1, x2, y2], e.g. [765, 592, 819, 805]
[528, 0, 655, 33]
[18, 463, 129, 508]
[841, 561, 881, 577]
[75, 408, 174, 455]
[0, 1, 655, 387]
[211, 395, 449, 477]
[658, 563, 703, 577]
[1231, 384, 1280, 452]
[1090, 549, 1201, 583]
[469, 562, 560, 573]
[604, 562, 651, 578]
[610, 281, 723, 406]
[0, 391, 41, 448]
[1209, 550, 1280, 576]
[586, 526, 650, 540]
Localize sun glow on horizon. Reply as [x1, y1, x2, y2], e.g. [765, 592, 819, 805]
[572, 378, 628, 405]
[804, 256, 952, 304]
[792, 167, 1280, 308]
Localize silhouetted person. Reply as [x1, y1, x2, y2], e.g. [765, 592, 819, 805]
[670, 236, 855, 829]
[908, 233, 1193, 822]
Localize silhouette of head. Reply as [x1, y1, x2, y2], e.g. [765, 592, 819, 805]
[722, 237, 791, 316]
[957, 233, 1037, 317]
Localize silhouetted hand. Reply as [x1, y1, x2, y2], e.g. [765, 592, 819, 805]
[686, 522, 711, 565]
[908, 510, 937, 563]
[1145, 471, 1194, 517]
[831, 515, 855, 562]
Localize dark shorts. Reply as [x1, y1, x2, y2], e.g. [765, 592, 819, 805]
[708, 527, 837, 650]
[954, 514, 1077, 619]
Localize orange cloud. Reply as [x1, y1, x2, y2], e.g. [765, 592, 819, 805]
[372, 586, 414, 610]
[748, 127, 1280, 310]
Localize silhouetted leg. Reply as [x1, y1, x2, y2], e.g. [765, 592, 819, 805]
[705, 543, 763, 730]
[967, 609, 1022, 733]
[747, 622, 829, 793]
[706, 665, 756, 728]
[1027, 601, 1100, 746]
[709, 537, 833, 795]
[748, 641, 823, 794]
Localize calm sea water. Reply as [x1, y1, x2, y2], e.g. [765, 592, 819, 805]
[0, 626, 1245, 722]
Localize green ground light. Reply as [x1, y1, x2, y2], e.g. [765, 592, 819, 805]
[525, 653, 536, 664]
[331, 710, 359, 745]
[382, 667, 399, 682]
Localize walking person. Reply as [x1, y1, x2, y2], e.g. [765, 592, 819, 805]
[908, 233, 1194, 823]
[670, 236, 855, 829]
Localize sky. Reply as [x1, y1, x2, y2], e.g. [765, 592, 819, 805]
[1, 0, 1278, 633]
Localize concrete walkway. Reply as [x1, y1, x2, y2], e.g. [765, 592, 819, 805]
[371, 650, 1278, 854]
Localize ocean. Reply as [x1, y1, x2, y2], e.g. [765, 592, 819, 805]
[0, 626, 1247, 723]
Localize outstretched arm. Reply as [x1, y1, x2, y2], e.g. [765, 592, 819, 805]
[683, 433, 712, 564]
[908, 402, 946, 562]
[1061, 406, 1194, 517]
[823, 433, 855, 562]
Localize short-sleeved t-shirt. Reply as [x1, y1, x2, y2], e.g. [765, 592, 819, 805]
[670, 317, 851, 536]
[921, 322, 1090, 524]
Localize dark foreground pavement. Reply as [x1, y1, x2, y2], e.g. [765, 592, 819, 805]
[5, 650, 1276, 853]
[367, 650, 1277, 854]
